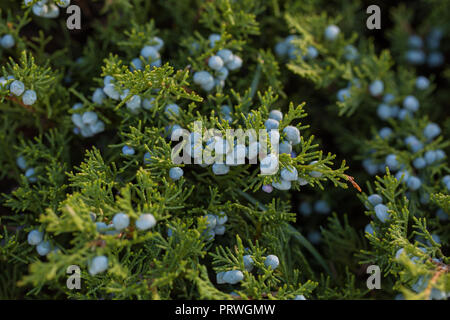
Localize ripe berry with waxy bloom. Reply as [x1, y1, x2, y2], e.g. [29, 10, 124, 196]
[165, 103, 180, 117]
[423, 123, 441, 140]
[36, 241, 51, 256]
[416, 76, 429, 90]
[269, 110, 283, 122]
[212, 163, 230, 175]
[208, 55, 224, 71]
[367, 194, 383, 207]
[281, 166, 298, 181]
[403, 95, 419, 112]
[283, 126, 301, 145]
[264, 255, 280, 270]
[217, 49, 233, 64]
[22, 90, 37, 105]
[112, 213, 130, 231]
[1, 34, 15, 49]
[324, 25, 340, 41]
[223, 270, 244, 284]
[89, 256, 109, 275]
[135, 214, 157, 231]
[369, 80, 384, 96]
[375, 204, 390, 223]
[169, 167, 184, 180]
[407, 176, 422, 191]
[27, 230, 44, 245]
[10, 80, 25, 96]
[243, 255, 254, 272]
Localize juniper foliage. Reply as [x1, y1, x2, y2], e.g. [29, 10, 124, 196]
[0, 0, 448, 300]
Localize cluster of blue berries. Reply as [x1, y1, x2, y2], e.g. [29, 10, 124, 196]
[394, 275, 447, 300]
[260, 110, 307, 191]
[203, 212, 228, 240]
[25, 0, 70, 19]
[411, 276, 449, 300]
[3, 78, 38, 106]
[101, 74, 159, 115]
[97, 37, 163, 115]
[274, 35, 314, 60]
[405, 28, 445, 67]
[215, 253, 279, 286]
[132, 36, 164, 71]
[192, 34, 242, 92]
[16, 156, 38, 183]
[27, 229, 55, 256]
[395, 245, 440, 264]
[274, 24, 341, 60]
[375, 83, 424, 121]
[95, 212, 157, 236]
[394, 250, 448, 299]
[275, 24, 359, 64]
[177, 126, 248, 175]
[359, 74, 447, 199]
[71, 103, 105, 137]
[261, 158, 313, 193]
[363, 194, 443, 241]
[216, 269, 244, 285]
[364, 121, 446, 191]
[0, 34, 15, 50]
[365, 193, 390, 223]
[185, 132, 232, 175]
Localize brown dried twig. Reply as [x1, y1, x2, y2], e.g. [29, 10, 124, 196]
[344, 174, 362, 192]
